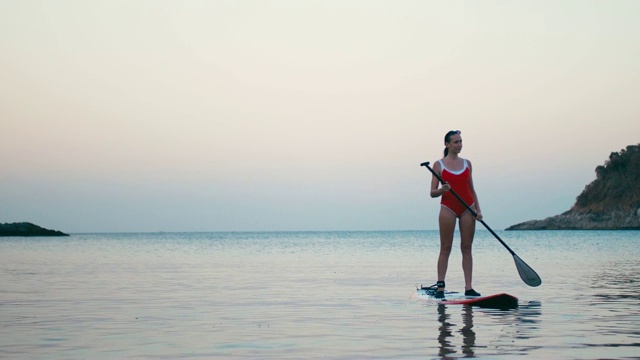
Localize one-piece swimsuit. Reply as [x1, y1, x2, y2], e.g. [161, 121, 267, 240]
[439, 159, 474, 218]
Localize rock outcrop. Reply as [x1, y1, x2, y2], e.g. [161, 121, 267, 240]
[0, 222, 69, 237]
[507, 144, 640, 230]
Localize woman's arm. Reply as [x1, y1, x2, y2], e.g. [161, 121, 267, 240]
[430, 161, 450, 198]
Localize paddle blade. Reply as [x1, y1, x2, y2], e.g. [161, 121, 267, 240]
[513, 254, 542, 287]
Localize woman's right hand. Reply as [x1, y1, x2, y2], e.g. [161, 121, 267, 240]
[441, 182, 451, 193]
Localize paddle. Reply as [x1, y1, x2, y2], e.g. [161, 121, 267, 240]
[420, 161, 542, 287]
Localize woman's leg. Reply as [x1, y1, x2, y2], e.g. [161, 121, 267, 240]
[459, 210, 477, 290]
[437, 207, 457, 289]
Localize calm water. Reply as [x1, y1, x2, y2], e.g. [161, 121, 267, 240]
[1, 230, 639, 359]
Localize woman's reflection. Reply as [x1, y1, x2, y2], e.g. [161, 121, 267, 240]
[438, 304, 476, 357]
[437, 304, 457, 357]
[460, 305, 476, 356]
[436, 301, 542, 357]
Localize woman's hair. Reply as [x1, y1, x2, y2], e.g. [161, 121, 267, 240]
[443, 130, 461, 157]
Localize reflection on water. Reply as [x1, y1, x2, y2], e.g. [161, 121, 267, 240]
[436, 301, 542, 358]
[437, 304, 477, 358]
[437, 304, 455, 358]
[460, 306, 476, 357]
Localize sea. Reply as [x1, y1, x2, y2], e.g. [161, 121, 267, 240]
[1, 230, 639, 359]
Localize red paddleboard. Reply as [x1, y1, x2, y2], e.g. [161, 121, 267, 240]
[416, 286, 518, 309]
[439, 293, 518, 308]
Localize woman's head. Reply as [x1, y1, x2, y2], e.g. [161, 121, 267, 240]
[443, 130, 461, 157]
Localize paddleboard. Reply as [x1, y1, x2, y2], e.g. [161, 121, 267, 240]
[416, 286, 518, 309]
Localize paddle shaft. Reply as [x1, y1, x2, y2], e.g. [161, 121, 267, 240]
[420, 161, 516, 256]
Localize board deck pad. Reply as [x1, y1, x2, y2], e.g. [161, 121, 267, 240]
[416, 286, 518, 309]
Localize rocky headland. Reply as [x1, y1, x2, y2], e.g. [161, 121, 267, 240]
[0, 222, 69, 237]
[507, 144, 640, 230]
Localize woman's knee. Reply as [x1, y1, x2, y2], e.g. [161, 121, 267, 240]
[460, 242, 473, 255]
[440, 243, 453, 255]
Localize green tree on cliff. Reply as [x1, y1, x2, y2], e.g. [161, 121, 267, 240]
[574, 144, 640, 212]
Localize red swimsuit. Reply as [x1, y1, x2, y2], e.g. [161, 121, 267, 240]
[439, 159, 475, 218]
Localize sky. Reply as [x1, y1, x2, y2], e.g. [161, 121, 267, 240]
[1, 0, 639, 233]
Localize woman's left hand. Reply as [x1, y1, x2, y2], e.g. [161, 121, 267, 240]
[475, 212, 483, 221]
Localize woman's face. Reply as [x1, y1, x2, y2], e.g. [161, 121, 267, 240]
[446, 134, 462, 154]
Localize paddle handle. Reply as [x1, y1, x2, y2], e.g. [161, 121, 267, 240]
[420, 161, 516, 256]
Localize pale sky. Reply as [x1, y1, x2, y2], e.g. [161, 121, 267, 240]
[2, 1, 639, 232]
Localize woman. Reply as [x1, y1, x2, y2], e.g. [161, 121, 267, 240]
[430, 130, 482, 299]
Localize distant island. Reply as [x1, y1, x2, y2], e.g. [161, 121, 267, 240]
[507, 144, 640, 230]
[0, 222, 69, 237]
